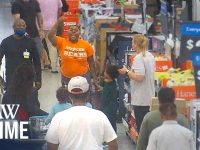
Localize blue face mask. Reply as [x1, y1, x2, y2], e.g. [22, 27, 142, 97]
[14, 29, 26, 37]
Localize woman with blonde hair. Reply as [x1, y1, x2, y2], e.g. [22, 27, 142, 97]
[119, 34, 155, 132]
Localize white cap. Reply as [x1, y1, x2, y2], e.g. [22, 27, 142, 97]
[68, 76, 89, 94]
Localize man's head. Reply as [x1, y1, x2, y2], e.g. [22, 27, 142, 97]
[67, 25, 80, 43]
[159, 103, 177, 121]
[68, 76, 89, 103]
[158, 87, 175, 104]
[13, 18, 26, 38]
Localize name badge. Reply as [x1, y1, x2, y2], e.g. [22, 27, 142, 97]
[23, 49, 30, 59]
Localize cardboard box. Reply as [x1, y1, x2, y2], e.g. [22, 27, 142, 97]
[95, 28, 115, 72]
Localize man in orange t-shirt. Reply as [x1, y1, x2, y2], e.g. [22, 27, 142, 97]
[48, 17, 98, 87]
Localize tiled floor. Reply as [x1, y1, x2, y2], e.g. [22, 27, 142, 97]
[0, 2, 135, 150]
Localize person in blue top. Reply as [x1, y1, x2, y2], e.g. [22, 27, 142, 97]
[47, 87, 72, 123]
[100, 64, 119, 132]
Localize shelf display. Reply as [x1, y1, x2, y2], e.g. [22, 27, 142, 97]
[190, 101, 200, 149]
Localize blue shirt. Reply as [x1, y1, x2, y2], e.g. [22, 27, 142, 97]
[47, 102, 72, 123]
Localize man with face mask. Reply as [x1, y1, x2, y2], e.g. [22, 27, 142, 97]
[11, 0, 50, 74]
[0, 19, 41, 92]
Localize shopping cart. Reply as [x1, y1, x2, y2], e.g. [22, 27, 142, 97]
[29, 116, 49, 139]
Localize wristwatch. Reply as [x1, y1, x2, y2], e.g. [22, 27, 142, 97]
[126, 70, 130, 75]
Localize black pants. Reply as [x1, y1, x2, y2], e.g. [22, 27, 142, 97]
[42, 39, 51, 64]
[102, 101, 118, 132]
[133, 105, 150, 133]
[156, 0, 161, 13]
[106, 113, 117, 132]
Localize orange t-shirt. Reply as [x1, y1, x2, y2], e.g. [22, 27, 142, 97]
[56, 37, 94, 78]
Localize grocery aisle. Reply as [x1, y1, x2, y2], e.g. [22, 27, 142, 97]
[0, 2, 135, 149]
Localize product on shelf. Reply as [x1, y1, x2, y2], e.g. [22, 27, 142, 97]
[155, 68, 196, 100]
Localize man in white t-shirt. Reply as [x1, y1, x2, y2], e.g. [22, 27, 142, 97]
[46, 76, 118, 150]
[147, 103, 195, 150]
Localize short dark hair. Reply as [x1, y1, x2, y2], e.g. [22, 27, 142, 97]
[158, 87, 175, 104]
[106, 64, 119, 79]
[69, 88, 88, 101]
[159, 103, 177, 118]
[56, 87, 68, 102]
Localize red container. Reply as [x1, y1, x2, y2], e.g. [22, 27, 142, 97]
[155, 60, 172, 72]
[65, 0, 79, 14]
[62, 14, 79, 38]
[172, 86, 196, 100]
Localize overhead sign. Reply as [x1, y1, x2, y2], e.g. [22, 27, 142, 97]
[180, 36, 200, 62]
[181, 23, 200, 36]
[180, 22, 200, 98]
[180, 22, 200, 62]
[192, 52, 200, 98]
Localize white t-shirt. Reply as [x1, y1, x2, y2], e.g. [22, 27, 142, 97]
[46, 106, 117, 150]
[147, 120, 195, 150]
[130, 51, 155, 106]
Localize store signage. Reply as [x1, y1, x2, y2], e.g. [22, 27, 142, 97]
[180, 36, 200, 62]
[180, 22, 200, 98]
[192, 52, 200, 98]
[180, 22, 200, 62]
[181, 23, 200, 36]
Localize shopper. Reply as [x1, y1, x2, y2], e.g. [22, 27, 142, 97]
[147, 103, 195, 150]
[48, 17, 98, 87]
[118, 34, 155, 132]
[100, 64, 119, 132]
[46, 76, 118, 150]
[3, 63, 47, 121]
[11, 0, 50, 70]
[0, 19, 41, 92]
[37, 0, 62, 73]
[136, 87, 189, 150]
[46, 87, 72, 123]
